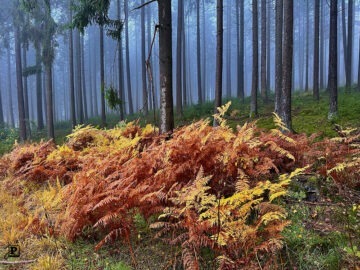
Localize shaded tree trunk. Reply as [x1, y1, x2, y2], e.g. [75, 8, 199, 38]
[237, 0, 244, 102]
[141, 0, 148, 115]
[280, 0, 293, 131]
[158, 0, 174, 133]
[213, 0, 223, 126]
[346, 0, 353, 88]
[266, 0, 271, 93]
[197, 0, 202, 103]
[260, 0, 267, 102]
[305, 0, 309, 92]
[74, 29, 83, 123]
[100, 26, 106, 127]
[15, 26, 27, 141]
[328, 0, 338, 118]
[35, 43, 44, 130]
[341, 0, 347, 87]
[176, 0, 183, 114]
[225, 1, 231, 98]
[22, 46, 30, 137]
[117, 0, 125, 119]
[250, 0, 258, 117]
[125, 0, 134, 114]
[69, 0, 76, 128]
[7, 46, 15, 127]
[320, 0, 324, 89]
[182, 8, 187, 107]
[313, 0, 320, 101]
[81, 35, 88, 121]
[0, 72, 3, 125]
[45, 64, 54, 139]
[275, 0, 283, 113]
[202, 0, 206, 100]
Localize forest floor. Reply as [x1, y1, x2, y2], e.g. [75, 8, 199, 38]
[0, 88, 359, 269]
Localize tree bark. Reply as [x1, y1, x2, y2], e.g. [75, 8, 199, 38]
[100, 26, 106, 127]
[81, 34, 88, 121]
[225, 0, 231, 98]
[117, 0, 125, 119]
[197, 0, 203, 103]
[313, 0, 320, 101]
[280, 0, 293, 131]
[0, 72, 3, 125]
[15, 26, 27, 141]
[22, 46, 30, 137]
[158, 0, 174, 133]
[328, 0, 338, 118]
[7, 45, 15, 127]
[74, 29, 83, 123]
[237, 0, 244, 102]
[250, 0, 258, 117]
[320, 0, 324, 89]
[260, 0, 267, 102]
[45, 64, 54, 139]
[35, 42, 44, 130]
[275, 0, 283, 113]
[125, 0, 134, 114]
[141, 0, 148, 115]
[176, 0, 183, 114]
[213, 0, 223, 126]
[341, 0, 347, 87]
[305, 0, 309, 92]
[69, 0, 76, 128]
[346, 0, 353, 88]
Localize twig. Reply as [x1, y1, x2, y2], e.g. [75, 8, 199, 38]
[255, 252, 263, 270]
[0, 259, 37, 264]
[132, 0, 157, 11]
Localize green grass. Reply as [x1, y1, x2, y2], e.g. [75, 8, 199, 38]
[1, 89, 360, 156]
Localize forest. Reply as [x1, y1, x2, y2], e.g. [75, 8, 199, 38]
[0, 0, 359, 269]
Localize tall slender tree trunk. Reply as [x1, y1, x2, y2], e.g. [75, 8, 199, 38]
[22, 46, 30, 137]
[320, 0, 324, 89]
[45, 64, 54, 139]
[341, 0, 348, 86]
[7, 46, 15, 127]
[358, 33, 360, 91]
[35, 43, 44, 130]
[69, 0, 76, 128]
[0, 71, 3, 125]
[266, 0, 271, 93]
[250, 0, 258, 117]
[280, 0, 293, 131]
[313, 0, 320, 101]
[346, 0, 353, 88]
[237, 0, 244, 102]
[75, 29, 83, 123]
[260, 0, 267, 102]
[15, 26, 27, 141]
[158, 0, 174, 133]
[275, 0, 283, 113]
[182, 16, 187, 107]
[125, 0, 134, 114]
[88, 38, 94, 118]
[196, 0, 203, 103]
[81, 35, 88, 121]
[176, 0, 183, 114]
[328, 0, 338, 118]
[305, 0, 309, 92]
[202, 0, 206, 100]
[118, 0, 125, 119]
[214, 0, 223, 126]
[225, 0, 231, 98]
[99, 26, 106, 127]
[141, 0, 148, 115]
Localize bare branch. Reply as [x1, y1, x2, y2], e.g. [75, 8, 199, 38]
[132, 0, 157, 11]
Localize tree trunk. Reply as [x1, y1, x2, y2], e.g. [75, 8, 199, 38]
[328, 0, 338, 118]
[100, 26, 106, 127]
[275, 0, 283, 113]
[81, 34, 88, 121]
[213, 0, 223, 126]
[319, 0, 324, 89]
[7, 46, 15, 127]
[266, 0, 271, 93]
[158, 0, 174, 133]
[0, 72, 3, 125]
[346, 0, 353, 88]
[260, 0, 267, 102]
[341, 0, 347, 87]
[125, 0, 134, 114]
[75, 29, 83, 123]
[237, 0, 244, 101]
[22, 46, 30, 137]
[182, 8, 187, 107]
[280, 0, 293, 131]
[202, 0, 206, 100]
[35, 43, 44, 130]
[69, 0, 76, 128]
[45, 64, 54, 139]
[117, 0, 125, 119]
[250, 0, 258, 117]
[140, 0, 148, 115]
[305, 0, 309, 92]
[176, 0, 183, 114]
[197, 0, 203, 103]
[313, 0, 320, 101]
[225, 0, 231, 98]
[15, 26, 27, 141]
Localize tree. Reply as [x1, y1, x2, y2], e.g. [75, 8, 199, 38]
[68, 0, 76, 128]
[99, 25, 106, 127]
[0, 72, 3, 126]
[313, 0, 320, 101]
[6, 42, 15, 127]
[213, 0, 223, 126]
[275, 0, 283, 113]
[328, 0, 338, 119]
[305, 0, 309, 92]
[236, 0, 244, 102]
[141, 0, 148, 115]
[124, 0, 133, 115]
[176, 0, 183, 114]
[196, 0, 203, 103]
[250, 0, 258, 117]
[346, 0, 353, 88]
[158, 0, 174, 133]
[279, 0, 293, 131]
[225, 0, 231, 98]
[117, 0, 125, 120]
[341, 0, 347, 86]
[260, 0, 267, 102]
